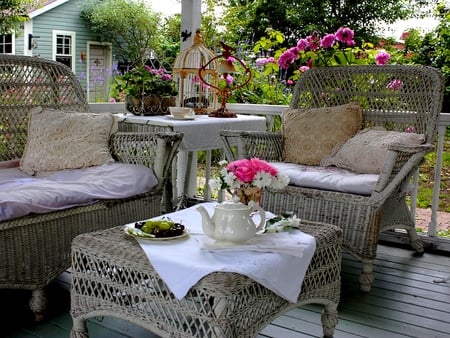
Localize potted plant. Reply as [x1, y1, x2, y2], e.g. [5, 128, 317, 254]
[111, 65, 178, 115]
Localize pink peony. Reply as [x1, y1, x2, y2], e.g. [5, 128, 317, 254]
[335, 27, 354, 45]
[387, 79, 404, 90]
[375, 51, 391, 65]
[320, 34, 336, 49]
[296, 38, 309, 51]
[278, 47, 298, 69]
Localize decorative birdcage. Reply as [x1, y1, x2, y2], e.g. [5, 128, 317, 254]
[173, 29, 218, 114]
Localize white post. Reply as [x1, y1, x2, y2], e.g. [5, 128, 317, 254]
[177, 0, 202, 198]
[181, 0, 202, 51]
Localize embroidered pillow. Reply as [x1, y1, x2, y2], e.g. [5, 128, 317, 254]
[281, 103, 362, 165]
[320, 127, 426, 174]
[20, 107, 118, 175]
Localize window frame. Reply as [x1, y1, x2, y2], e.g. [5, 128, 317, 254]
[52, 30, 76, 69]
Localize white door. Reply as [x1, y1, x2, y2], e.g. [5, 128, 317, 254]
[88, 45, 111, 102]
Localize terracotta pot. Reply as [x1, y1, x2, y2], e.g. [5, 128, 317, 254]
[126, 94, 176, 116]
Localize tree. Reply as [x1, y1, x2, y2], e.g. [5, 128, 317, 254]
[219, 0, 427, 46]
[0, 0, 42, 34]
[80, 0, 161, 67]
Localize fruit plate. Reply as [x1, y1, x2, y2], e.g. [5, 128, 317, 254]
[124, 223, 189, 241]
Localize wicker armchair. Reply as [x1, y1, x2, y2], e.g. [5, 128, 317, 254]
[221, 65, 444, 292]
[0, 55, 183, 319]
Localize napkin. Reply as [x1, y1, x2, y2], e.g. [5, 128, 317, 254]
[195, 231, 308, 258]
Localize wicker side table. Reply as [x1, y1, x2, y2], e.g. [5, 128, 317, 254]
[70, 220, 342, 338]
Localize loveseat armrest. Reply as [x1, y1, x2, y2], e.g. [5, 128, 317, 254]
[371, 143, 434, 205]
[220, 130, 283, 162]
[110, 131, 183, 190]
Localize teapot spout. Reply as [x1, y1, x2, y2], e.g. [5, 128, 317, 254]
[196, 206, 215, 238]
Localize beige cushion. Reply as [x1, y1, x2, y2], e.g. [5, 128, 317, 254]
[321, 127, 425, 174]
[281, 103, 362, 165]
[20, 107, 118, 175]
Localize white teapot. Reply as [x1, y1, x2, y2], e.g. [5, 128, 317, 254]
[196, 199, 265, 244]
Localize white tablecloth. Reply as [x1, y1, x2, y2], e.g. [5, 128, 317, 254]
[116, 114, 267, 151]
[129, 202, 317, 303]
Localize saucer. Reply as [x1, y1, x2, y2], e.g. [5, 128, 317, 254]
[167, 115, 196, 120]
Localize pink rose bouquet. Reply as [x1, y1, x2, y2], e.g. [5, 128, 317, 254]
[209, 158, 289, 192]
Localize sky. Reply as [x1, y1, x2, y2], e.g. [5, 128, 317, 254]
[145, 0, 181, 17]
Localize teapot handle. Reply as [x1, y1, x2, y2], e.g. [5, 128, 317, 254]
[249, 201, 265, 231]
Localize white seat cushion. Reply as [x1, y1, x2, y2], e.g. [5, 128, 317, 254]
[270, 162, 379, 196]
[0, 162, 157, 221]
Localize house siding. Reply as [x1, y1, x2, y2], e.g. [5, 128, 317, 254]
[20, 0, 119, 99]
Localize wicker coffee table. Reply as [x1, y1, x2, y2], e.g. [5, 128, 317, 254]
[70, 208, 342, 338]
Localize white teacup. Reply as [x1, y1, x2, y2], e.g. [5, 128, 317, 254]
[169, 107, 195, 119]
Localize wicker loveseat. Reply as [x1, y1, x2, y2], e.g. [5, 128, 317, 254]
[0, 55, 183, 319]
[221, 65, 444, 292]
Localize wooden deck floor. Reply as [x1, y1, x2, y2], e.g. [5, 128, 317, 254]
[2, 243, 450, 338]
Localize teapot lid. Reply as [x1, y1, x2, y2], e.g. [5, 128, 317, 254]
[216, 199, 249, 210]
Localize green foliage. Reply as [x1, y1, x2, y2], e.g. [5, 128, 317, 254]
[220, 0, 421, 47]
[110, 65, 178, 98]
[80, 0, 160, 66]
[0, 0, 42, 34]
[407, 3, 450, 112]
[155, 15, 182, 69]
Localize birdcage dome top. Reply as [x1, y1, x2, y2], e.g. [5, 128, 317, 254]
[173, 29, 217, 73]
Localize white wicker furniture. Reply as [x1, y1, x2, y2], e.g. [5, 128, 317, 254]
[221, 65, 444, 292]
[70, 214, 342, 338]
[0, 55, 183, 319]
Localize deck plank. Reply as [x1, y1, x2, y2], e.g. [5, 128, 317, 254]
[2, 243, 450, 338]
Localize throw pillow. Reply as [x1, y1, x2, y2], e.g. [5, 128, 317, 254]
[20, 107, 118, 175]
[281, 103, 362, 165]
[320, 127, 426, 174]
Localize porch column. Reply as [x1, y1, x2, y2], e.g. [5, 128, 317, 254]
[178, 0, 202, 198]
[181, 0, 202, 51]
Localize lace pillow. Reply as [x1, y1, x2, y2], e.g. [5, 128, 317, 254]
[20, 107, 118, 175]
[321, 128, 426, 174]
[281, 103, 362, 165]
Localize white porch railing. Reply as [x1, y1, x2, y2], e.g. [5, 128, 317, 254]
[90, 103, 449, 245]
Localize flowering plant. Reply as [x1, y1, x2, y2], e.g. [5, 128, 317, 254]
[278, 27, 392, 80]
[111, 65, 178, 97]
[209, 158, 289, 192]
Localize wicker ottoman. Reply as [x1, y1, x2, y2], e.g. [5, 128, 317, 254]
[70, 219, 342, 338]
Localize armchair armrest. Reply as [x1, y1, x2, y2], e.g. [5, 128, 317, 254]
[220, 130, 283, 161]
[110, 132, 183, 190]
[371, 143, 434, 205]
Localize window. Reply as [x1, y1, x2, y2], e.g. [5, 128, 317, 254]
[0, 34, 13, 54]
[55, 33, 73, 68]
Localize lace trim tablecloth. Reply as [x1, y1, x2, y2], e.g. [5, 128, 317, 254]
[132, 202, 316, 303]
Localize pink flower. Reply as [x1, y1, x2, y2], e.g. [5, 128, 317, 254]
[287, 79, 294, 85]
[278, 47, 298, 69]
[406, 126, 415, 133]
[225, 74, 234, 85]
[256, 58, 268, 66]
[296, 38, 309, 51]
[227, 159, 255, 183]
[250, 158, 278, 176]
[299, 65, 310, 72]
[306, 35, 320, 51]
[375, 51, 391, 65]
[335, 27, 354, 45]
[109, 97, 116, 103]
[387, 79, 404, 90]
[320, 34, 336, 49]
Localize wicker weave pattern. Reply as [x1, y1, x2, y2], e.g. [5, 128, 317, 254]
[0, 55, 183, 317]
[220, 65, 444, 292]
[70, 221, 342, 338]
